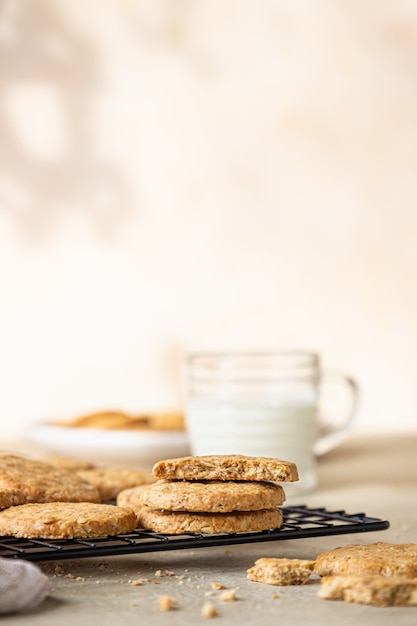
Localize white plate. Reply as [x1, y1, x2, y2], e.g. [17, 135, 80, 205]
[24, 423, 191, 469]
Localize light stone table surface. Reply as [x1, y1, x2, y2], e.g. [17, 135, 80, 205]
[1, 435, 416, 625]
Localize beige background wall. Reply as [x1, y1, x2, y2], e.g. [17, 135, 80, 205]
[1, 0, 417, 437]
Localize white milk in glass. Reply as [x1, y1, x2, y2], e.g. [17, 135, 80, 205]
[186, 391, 319, 494]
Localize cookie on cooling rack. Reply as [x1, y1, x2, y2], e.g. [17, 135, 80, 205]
[152, 454, 299, 483]
[137, 505, 283, 535]
[314, 542, 417, 578]
[141, 479, 285, 513]
[0, 488, 26, 510]
[0, 454, 100, 504]
[0, 502, 136, 539]
[318, 574, 417, 607]
[247, 558, 315, 586]
[76, 467, 154, 501]
[116, 484, 149, 521]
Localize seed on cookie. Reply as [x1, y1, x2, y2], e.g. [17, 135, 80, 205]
[0, 502, 136, 539]
[137, 505, 283, 535]
[152, 454, 299, 483]
[141, 480, 285, 513]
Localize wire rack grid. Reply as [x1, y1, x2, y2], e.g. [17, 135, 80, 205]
[0, 505, 389, 562]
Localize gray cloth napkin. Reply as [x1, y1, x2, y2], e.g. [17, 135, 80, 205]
[0, 557, 49, 614]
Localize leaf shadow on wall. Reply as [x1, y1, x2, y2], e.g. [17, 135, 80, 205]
[0, 0, 133, 242]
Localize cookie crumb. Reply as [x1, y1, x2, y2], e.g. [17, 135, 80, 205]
[201, 601, 218, 618]
[158, 595, 177, 611]
[211, 581, 225, 590]
[219, 589, 237, 602]
[271, 593, 279, 599]
[247, 558, 315, 586]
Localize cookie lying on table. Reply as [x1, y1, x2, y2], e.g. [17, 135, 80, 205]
[119, 454, 295, 535]
[318, 574, 417, 607]
[247, 542, 417, 607]
[314, 542, 417, 578]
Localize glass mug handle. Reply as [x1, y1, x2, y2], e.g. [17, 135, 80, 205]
[314, 371, 359, 456]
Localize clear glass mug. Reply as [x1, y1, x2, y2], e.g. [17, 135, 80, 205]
[184, 352, 359, 495]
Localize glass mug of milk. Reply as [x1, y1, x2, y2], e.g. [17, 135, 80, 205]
[184, 352, 358, 495]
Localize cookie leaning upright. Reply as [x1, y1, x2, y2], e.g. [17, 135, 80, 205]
[0, 454, 100, 504]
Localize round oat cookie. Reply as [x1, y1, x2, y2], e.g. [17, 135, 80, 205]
[137, 505, 283, 535]
[152, 454, 299, 483]
[142, 480, 285, 513]
[76, 467, 154, 501]
[117, 485, 149, 520]
[0, 488, 26, 510]
[0, 502, 137, 539]
[314, 542, 417, 578]
[0, 454, 100, 504]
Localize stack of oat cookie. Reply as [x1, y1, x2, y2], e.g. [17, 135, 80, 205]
[117, 454, 299, 534]
[0, 454, 139, 539]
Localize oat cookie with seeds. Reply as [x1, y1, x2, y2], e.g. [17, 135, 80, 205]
[318, 574, 417, 607]
[0, 488, 26, 510]
[247, 557, 315, 586]
[76, 467, 154, 501]
[314, 542, 417, 578]
[0, 454, 100, 503]
[152, 455, 298, 483]
[0, 502, 136, 539]
[142, 479, 285, 513]
[137, 505, 283, 534]
[116, 485, 149, 521]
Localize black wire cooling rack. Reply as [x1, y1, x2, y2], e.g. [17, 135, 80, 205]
[0, 505, 389, 562]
